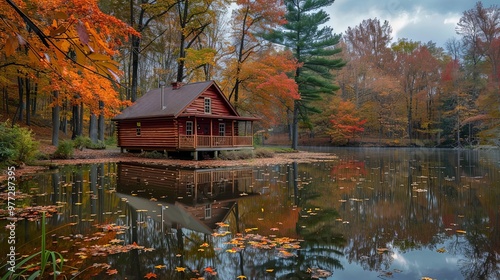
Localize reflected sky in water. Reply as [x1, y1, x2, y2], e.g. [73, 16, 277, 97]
[1, 148, 499, 279]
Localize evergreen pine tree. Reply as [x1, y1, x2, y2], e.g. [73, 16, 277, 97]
[267, 0, 345, 149]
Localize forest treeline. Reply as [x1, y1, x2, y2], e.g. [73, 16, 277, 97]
[0, 0, 499, 148]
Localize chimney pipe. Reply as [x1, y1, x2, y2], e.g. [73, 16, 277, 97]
[159, 81, 166, 110]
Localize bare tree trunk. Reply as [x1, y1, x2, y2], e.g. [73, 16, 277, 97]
[17, 75, 24, 122]
[25, 77, 30, 125]
[89, 113, 98, 143]
[52, 91, 60, 146]
[2, 87, 8, 114]
[78, 102, 83, 136]
[32, 81, 38, 116]
[98, 101, 105, 142]
[291, 101, 299, 150]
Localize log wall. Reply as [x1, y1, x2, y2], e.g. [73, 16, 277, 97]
[117, 119, 178, 149]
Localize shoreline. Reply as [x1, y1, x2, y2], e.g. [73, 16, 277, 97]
[2, 148, 338, 180]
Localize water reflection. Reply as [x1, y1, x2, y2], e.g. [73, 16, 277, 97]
[0, 148, 499, 279]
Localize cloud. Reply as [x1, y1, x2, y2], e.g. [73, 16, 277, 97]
[326, 0, 499, 47]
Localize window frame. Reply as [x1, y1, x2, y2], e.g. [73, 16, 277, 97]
[186, 121, 193, 135]
[136, 122, 141, 136]
[219, 123, 225, 136]
[204, 97, 211, 114]
[204, 204, 212, 219]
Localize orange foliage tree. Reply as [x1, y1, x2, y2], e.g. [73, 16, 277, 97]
[327, 98, 366, 145]
[1, 0, 138, 144]
[237, 50, 299, 127]
[226, 0, 287, 109]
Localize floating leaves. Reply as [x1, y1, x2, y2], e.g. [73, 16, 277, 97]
[436, 247, 446, 253]
[204, 266, 217, 276]
[217, 232, 301, 259]
[307, 267, 333, 278]
[144, 272, 157, 279]
[175, 267, 186, 272]
[154, 264, 166, 269]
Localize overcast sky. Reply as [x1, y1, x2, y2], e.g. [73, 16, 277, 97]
[326, 0, 498, 48]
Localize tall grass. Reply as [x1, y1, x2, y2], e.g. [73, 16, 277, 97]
[1, 212, 65, 280]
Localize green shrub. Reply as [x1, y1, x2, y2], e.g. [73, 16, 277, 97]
[0, 122, 39, 166]
[105, 136, 117, 146]
[52, 140, 74, 159]
[87, 140, 106, 150]
[72, 136, 91, 150]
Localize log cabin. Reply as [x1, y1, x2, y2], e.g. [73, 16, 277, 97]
[112, 80, 259, 159]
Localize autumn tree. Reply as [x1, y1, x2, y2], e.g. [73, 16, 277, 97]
[266, 0, 345, 149]
[327, 98, 366, 145]
[174, 0, 229, 83]
[235, 49, 299, 127]
[456, 1, 500, 144]
[1, 0, 137, 145]
[98, 0, 180, 102]
[390, 40, 441, 144]
[226, 0, 286, 110]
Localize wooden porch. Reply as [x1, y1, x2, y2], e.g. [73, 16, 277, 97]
[179, 135, 253, 149]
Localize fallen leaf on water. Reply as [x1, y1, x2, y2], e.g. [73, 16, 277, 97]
[436, 247, 446, 253]
[226, 248, 238, 253]
[154, 264, 166, 269]
[266, 268, 274, 273]
[144, 272, 157, 279]
[204, 266, 217, 276]
[215, 222, 229, 227]
[175, 267, 186, 272]
[236, 276, 247, 279]
[106, 269, 118, 275]
[456, 230, 467, 234]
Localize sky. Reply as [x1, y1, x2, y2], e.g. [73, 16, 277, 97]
[326, 0, 498, 48]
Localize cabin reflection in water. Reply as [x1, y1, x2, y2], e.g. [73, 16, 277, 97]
[116, 162, 258, 233]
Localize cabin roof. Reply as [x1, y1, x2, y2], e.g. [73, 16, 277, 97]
[112, 80, 247, 121]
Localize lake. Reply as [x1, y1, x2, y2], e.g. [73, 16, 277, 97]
[1, 148, 499, 279]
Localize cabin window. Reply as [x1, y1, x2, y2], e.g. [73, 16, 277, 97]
[219, 123, 225, 136]
[204, 97, 211, 114]
[205, 204, 212, 219]
[186, 183, 194, 196]
[186, 121, 193, 135]
[136, 122, 141, 136]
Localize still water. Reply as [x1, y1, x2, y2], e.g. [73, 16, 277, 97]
[1, 148, 499, 279]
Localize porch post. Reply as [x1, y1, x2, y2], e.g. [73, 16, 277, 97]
[232, 120, 235, 147]
[210, 119, 213, 147]
[251, 121, 253, 146]
[194, 117, 197, 148]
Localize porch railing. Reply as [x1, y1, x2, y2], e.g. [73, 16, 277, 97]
[179, 135, 253, 149]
